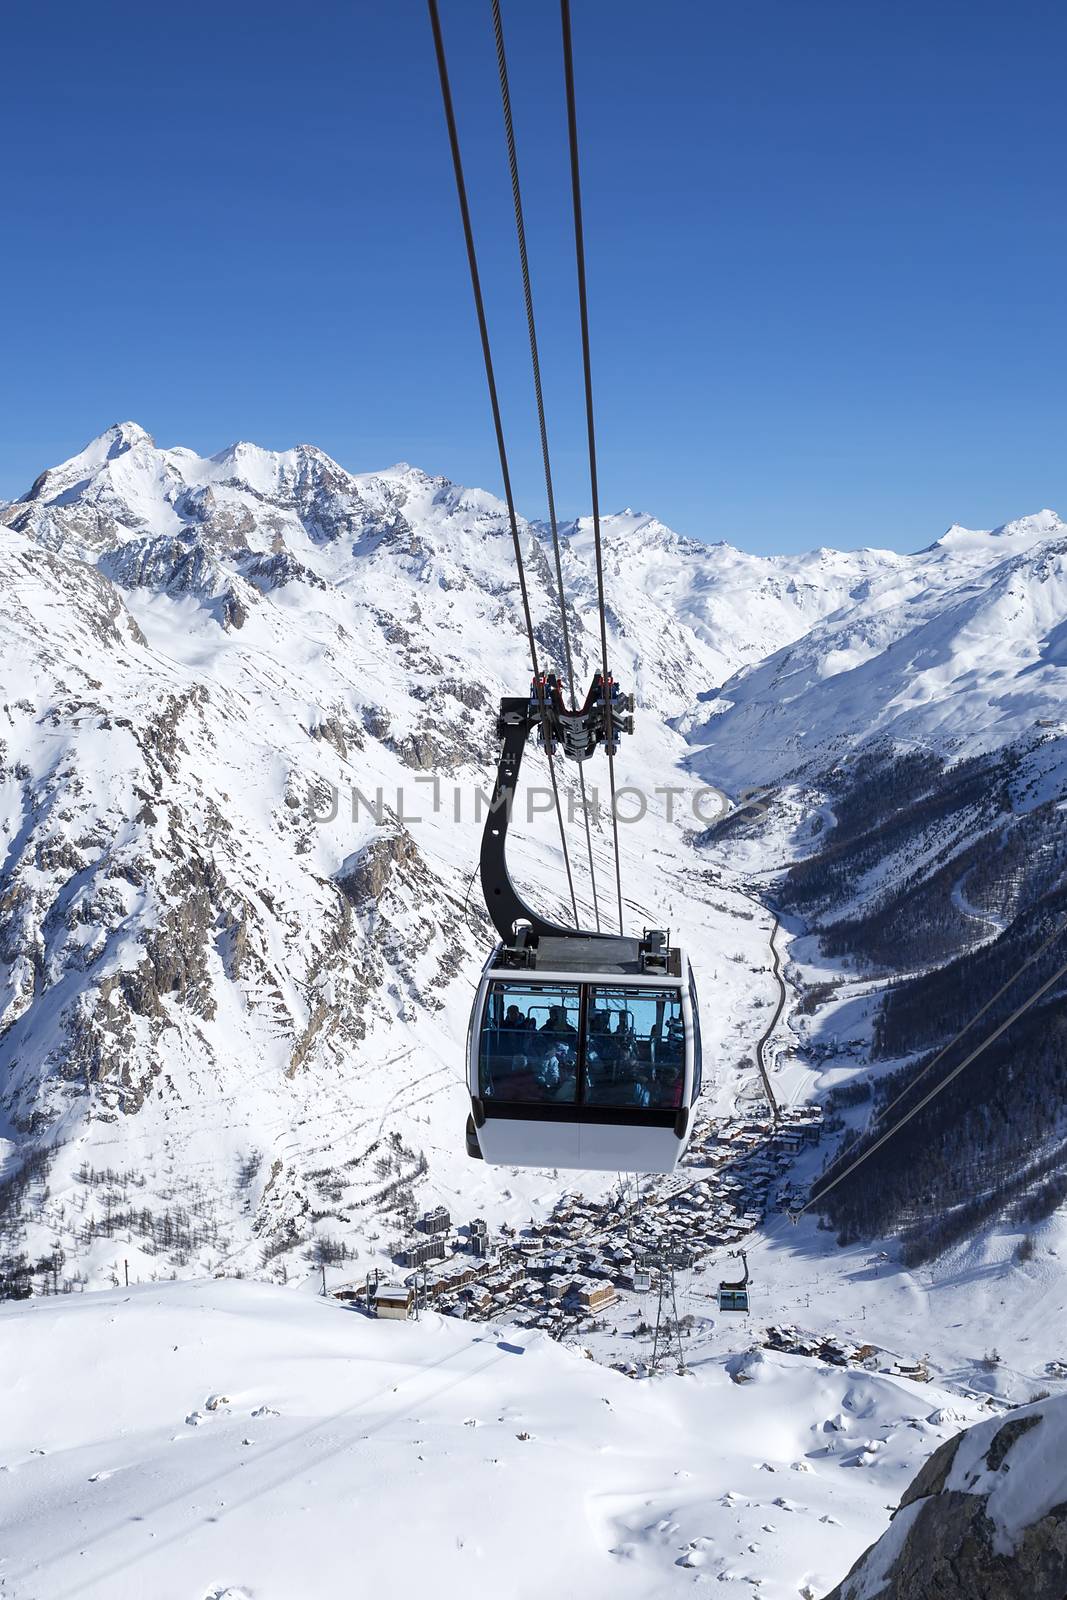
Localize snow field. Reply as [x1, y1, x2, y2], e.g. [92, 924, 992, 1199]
[0, 1279, 986, 1600]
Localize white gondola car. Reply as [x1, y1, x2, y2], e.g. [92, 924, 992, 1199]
[466, 931, 702, 1173]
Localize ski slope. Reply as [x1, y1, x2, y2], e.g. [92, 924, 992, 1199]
[0, 1278, 988, 1600]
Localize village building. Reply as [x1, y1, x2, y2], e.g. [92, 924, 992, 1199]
[577, 1281, 619, 1314]
[374, 1283, 414, 1320]
[418, 1205, 451, 1236]
[396, 1236, 447, 1269]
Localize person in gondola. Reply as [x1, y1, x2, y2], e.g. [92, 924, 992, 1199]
[591, 1011, 627, 1075]
[588, 1009, 616, 1058]
[657, 1061, 684, 1109]
[611, 1012, 635, 1048]
[504, 1004, 525, 1028]
[546, 1041, 578, 1103]
[535, 1054, 561, 1096]
[587, 1011, 627, 1100]
[613, 1018, 637, 1073]
[489, 1004, 531, 1079]
[540, 1003, 576, 1041]
[657, 1017, 684, 1072]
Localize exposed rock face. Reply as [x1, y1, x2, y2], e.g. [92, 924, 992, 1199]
[822, 1397, 1067, 1600]
[336, 831, 418, 910]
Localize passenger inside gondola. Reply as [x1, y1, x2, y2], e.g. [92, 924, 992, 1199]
[583, 986, 684, 1109]
[479, 978, 685, 1111]
[540, 1004, 577, 1041]
[480, 982, 580, 1103]
[498, 1003, 533, 1058]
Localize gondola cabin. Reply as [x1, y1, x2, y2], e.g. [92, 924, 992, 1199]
[717, 1250, 750, 1313]
[466, 931, 702, 1173]
[718, 1286, 750, 1313]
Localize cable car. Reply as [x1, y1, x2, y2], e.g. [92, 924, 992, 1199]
[464, 684, 703, 1173]
[717, 1250, 750, 1313]
[430, 0, 706, 1172]
[467, 929, 702, 1171]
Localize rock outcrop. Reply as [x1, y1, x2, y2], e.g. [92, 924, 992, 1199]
[823, 1396, 1067, 1600]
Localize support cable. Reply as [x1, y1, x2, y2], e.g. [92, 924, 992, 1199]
[870, 910, 1067, 1135]
[561, 0, 625, 935]
[490, 0, 601, 931]
[685, 886, 1067, 1278]
[683, 930, 1067, 1299]
[428, 0, 579, 928]
[802, 949, 1067, 1217]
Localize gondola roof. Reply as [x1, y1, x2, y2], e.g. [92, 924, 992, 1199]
[489, 935, 682, 978]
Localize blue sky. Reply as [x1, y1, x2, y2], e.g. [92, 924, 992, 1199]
[2, 0, 1065, 553]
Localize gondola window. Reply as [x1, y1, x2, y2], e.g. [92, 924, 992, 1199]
[582, 987, 685, 1109]
[479, 981, 581, 1103]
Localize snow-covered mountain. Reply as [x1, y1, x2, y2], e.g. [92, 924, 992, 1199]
[554, 508, 905, 687]
[3, 422, 1067, 1598]
[685, 508, 1066, 788]
[1, 421, 1065, 1300]
[0, 1275, 996, 1600]
[2, 423, 845, 1289]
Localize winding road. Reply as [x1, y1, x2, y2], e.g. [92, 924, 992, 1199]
[754, 914, 784, 1118]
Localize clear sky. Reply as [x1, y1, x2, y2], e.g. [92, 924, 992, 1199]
[2, 0, 1064, 553]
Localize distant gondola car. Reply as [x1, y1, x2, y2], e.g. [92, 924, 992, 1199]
[717, 1250, 750, 1313]
[466, 929, 702, 1173]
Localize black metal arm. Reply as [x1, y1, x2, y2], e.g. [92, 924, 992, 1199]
[719, 1250, 750, 1290]
[480, 697, 576, 942]
[479, 679, 634, 945]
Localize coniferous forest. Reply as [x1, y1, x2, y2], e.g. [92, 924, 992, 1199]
[778, 739, 1067, 1259]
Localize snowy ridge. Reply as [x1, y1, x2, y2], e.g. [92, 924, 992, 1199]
[686, 510, 1067, 788]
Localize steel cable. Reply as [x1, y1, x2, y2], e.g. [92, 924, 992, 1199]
[428, 0, 579, 928]
[730, 931, 1067, 1259]
[803, 948, 1067, 1216]
[560, 0, 625, 935]
[869, 909, 1067, 1135]
[490, 0, 601, 931]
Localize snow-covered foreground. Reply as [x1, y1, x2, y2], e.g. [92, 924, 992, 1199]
[0, 1279, 988, 1600]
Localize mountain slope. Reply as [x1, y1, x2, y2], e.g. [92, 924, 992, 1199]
[0, 424, 811, 1289]
[1, 423, 1066, 1306]
[824, 1392, 1067, 1600]
[686, 510, 1067, 790]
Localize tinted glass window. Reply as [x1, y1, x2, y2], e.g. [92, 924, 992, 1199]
[583, 986, 685, 1109]
[479, 981, 580, 1103]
